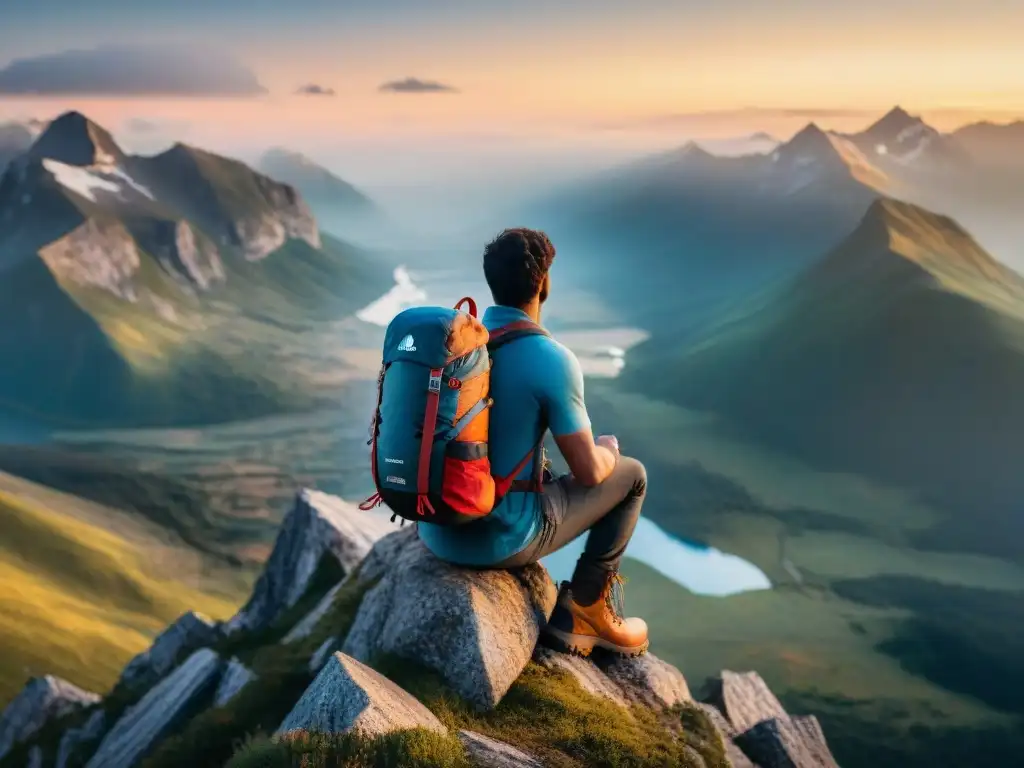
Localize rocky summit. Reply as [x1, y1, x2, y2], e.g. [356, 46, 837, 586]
[0, 489, 840, 767]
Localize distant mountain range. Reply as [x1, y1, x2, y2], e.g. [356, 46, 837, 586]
[537, 106, 1024, 327]
[0, 122, 35, 174]
[0, 111, 391, 427]
[258, 148, 376, 216]
[952, 120, 1024, 166]
[624, 197, 1024, 557]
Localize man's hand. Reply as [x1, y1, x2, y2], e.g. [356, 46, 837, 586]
[555, 430, 620, 487]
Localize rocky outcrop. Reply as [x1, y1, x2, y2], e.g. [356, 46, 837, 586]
[695, 703, 757, 768]
[735, 717, 839, 768]
[282, 582, 344, 645]
[213, 658, 255, 708]
[602, 653, 692, 709]
[87, 649, 222, 768]
[55, 709, 106, 768]
[458, 730, 543, 768]
[343, 527, 557, 710]
[37, 218, 141, 301]
[225, 489, 394, 636]
[0, 675, 100, 760]
[532, 648, 690, 712]
[234, 173, 321, 261]
[133, 218, 225, 291]
[278, 652, 445, 738]
[533, 647, 630, 708]
[117, 611, 219, 692]
[701, 671, 839, 768]
[705, 670, 789, 733]
[2, 486, 838, 768]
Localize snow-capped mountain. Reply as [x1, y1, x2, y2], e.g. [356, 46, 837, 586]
[846, 106, 967, 169]
[0, 111, 390, 428]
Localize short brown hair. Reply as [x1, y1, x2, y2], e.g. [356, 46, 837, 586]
[482, 228, 556, 307]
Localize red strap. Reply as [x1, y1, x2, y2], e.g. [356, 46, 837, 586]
[487, 320, 538, 343]
[494, 434, 546, 498]
[360, 365, 388, 511]
[415, 368, 443, 515]
[454, 297, 477, 317]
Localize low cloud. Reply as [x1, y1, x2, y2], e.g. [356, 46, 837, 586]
[378, 77, 458, 94]
[295, 83, 336, 96]
[0, 45, 266, 96]
[123, 117, 191, 135]
[596, 107, 876, 131]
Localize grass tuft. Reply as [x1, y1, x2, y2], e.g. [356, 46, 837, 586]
[370, 654, 727, 768]
[226, 729, 470, 768]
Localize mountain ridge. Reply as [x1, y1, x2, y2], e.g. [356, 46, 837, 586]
[0, 110, 391, 427]
[622, 197, 1024, 550]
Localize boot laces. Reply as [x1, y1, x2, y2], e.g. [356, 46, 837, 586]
[605, 573, 628, 625]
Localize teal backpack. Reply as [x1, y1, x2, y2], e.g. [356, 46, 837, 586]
[360, 297, 550, 525]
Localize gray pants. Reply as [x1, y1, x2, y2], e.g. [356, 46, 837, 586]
[495, 456, 647, 605]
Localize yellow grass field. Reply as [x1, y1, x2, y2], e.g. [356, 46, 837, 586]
[0, 475, 242, 704]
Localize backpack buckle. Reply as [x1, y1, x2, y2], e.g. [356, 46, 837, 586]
[428, 372, 442, 393]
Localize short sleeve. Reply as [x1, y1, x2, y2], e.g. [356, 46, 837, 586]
[536, 342, 592, 437]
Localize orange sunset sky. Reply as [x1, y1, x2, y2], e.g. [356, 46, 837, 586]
[1, 1, 1023, 161]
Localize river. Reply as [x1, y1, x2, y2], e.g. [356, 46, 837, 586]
[357, 266, 771, 596]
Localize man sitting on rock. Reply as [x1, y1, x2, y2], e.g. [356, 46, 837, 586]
[418, 227, 650, 658]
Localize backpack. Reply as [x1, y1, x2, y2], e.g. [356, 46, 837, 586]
[359, 296, 550, 525]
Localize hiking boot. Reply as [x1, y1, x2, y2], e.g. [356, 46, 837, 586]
[543, 574, 649, 658]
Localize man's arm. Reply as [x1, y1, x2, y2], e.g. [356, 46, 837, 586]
[539, 343, 618, 487]
[555, 431, 618, 487]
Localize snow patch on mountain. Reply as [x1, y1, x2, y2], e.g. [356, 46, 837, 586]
[42, 159, 121, 202]
[42, 158, 153, 203]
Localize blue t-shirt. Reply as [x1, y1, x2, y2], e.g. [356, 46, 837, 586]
[417, 305, 591, 565]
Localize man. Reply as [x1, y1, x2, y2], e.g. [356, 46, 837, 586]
[418, 227, 650, 657]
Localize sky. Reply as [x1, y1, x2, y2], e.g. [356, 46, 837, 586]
[2, 0, 1024, 203]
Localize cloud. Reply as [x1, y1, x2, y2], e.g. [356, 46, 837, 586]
[0, 45, 266, 96]
[378, 77, 458, 94]
[295, 83, 336, 96]
[123, 117, 191, 135]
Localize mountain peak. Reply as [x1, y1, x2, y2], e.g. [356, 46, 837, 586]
[837, 198, 1023, 304]
[676, 140, 715, 158]
[864, 106, 926, 139]
[773, 123, 845, 167]
[779, 123, 834, 154]
[28, 111, 124, 168]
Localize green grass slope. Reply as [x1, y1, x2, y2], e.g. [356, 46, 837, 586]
[625, 198, 1024, 558]
[0, 472, 242, 705]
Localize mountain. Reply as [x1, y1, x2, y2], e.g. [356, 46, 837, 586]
[0, 111, 392, 428]
[690, 132, 780, 157]
[534, 121, 887, 329]
[0, 122, 34, 174]
[953, 120, 1024, 166]
[623, 198, 1024, 555]
[258, 148, 375, 218]
[844, 106, 967, 170]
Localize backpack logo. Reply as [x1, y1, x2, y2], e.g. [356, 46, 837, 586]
[397, 334, 416, 352]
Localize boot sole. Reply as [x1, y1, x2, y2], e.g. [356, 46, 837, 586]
[543, 626, 649, 658]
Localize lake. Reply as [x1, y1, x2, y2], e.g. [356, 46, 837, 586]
[356, 267, 772, 597]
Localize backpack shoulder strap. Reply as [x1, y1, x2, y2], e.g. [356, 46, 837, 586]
[487, 320, 551, 354]
[488, 320, 551, 497]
